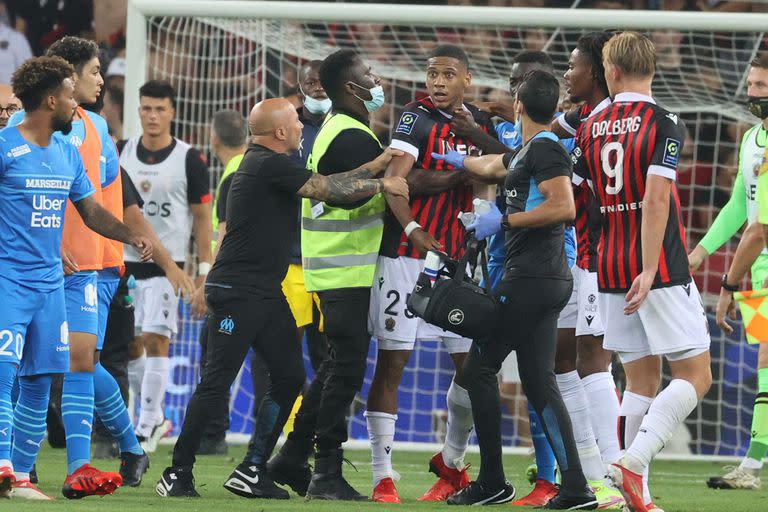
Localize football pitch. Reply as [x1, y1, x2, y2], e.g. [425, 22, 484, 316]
[12, 446, 767, 511]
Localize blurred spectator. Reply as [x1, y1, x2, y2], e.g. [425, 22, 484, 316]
[0, 1, 32, 83]
[102, 84, 124, 140]
[523, 28, 548, 52]
[106, 56, 125, 91]
[93, 0, 126, 46]
[7, 0, 94, 55]
[0, 82, 21, 128]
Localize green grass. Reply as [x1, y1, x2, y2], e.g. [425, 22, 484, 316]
[9, 445, 768, 511]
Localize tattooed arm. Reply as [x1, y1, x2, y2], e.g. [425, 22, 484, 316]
[297, 147, 409, 204]
[297, 167, 409, 204]
[73, 195, 153, 261]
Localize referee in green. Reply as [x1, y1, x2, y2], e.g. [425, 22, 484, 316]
[700, 52, 768, 491]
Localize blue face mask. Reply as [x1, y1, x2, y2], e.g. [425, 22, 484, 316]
[351, 83, 385, 112]
[301, 86, 332, 115]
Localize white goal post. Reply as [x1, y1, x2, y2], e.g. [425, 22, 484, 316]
[125, 0, 768, 459]
[124, 0, 768, 137]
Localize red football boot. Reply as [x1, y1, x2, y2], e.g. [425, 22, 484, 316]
[372, 477, 401, 503]
[11, 479, 54, 500]
[511, 479, 559, 506]
[62, 464, 123, 499]
[608, 461, 648, 512]
[417, 453, 471, 501]
[0, 465, 15, 498]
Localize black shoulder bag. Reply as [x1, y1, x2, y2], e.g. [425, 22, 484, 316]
[406, 237, 499, 340]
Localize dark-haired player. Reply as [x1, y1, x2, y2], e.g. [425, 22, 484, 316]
[366, 44, 502, 504]
[0, 56, 151, 498]
[7, 35, 153, 499]
[434, 69, 596, 509]
[574, 32, 711, 512]
[549, 31, 627, 509]
[122, 80, 212, 453]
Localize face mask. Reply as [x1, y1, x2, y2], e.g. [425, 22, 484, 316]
[748, 96, 768, 119]
[351, 83, 385, 112]
[300, 86, 332, 115]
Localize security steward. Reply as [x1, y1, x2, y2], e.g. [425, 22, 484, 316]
[267, 49, 391, 501]
[156, 97, 406, 500]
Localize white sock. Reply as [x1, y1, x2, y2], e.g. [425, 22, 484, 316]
[128, 354, 146, 400]
[626, 379, 697, 474]
[556, 371, 605, 481]
[619, 390, 654, 504]
[740, 457, 763, 471]
[365, 411, 397, 486]
[136, 356, 169, 437]
[15, 472, 29, 482]
[583, 372, 622, 465]
[442, 381, 473, 469]
[0, 459, 11, 470]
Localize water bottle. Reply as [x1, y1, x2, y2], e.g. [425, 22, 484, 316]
[124, 274, 137, 308]
[424, 250, 443, 285]
[457, 211, 476, 227]
[473, 198, 492, 215]
[458, 199, 493, 228]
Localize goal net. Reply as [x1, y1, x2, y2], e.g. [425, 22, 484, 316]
[125, 0, 766, 456]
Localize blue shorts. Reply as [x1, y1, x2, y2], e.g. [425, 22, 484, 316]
[481, 264, 505, 293]
[0, 274, 69, 377]
[64, 271, 99, 336]
[96, 267, 121, 351]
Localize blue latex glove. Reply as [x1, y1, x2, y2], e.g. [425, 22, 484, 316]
[467, 202, 503, 240]
[430, 150, 465, 169]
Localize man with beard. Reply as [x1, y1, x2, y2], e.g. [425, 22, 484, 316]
[0, 56, 152, 499]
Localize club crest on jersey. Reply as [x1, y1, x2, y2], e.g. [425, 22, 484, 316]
[662, 138, 681, 167]
[755, 149, 768, 176]
[218, 316, 235, 335]
[8, 144, 31, 158]
[141, 179, 152, 193]
[395, 112, 418, 135]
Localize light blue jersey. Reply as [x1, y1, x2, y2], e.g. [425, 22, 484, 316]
[8, 109, 118, 188]
[488, 119, 576, 282]
[0, 126, 95, 291]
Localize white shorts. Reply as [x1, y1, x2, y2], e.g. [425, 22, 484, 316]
[557, 266, 578, 329]
[499, 351, 520, 384]
[574, 266, 604, 337]
[369, 256, 472, 354]
[601, 281, 711, 364]
[133, 276, 180, 338]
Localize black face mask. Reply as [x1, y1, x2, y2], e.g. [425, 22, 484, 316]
[748, 96, 768, 119]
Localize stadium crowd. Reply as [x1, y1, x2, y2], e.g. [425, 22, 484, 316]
[1, 2, 768, 512]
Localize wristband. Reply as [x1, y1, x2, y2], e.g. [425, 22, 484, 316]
[721, 273, 739, 292]
[198, 262, 211, 276]
[405, 221, 422, 237]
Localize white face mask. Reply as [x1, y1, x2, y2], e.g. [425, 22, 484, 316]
[351, 83, 385, 113]
[300, 85, 332, 115]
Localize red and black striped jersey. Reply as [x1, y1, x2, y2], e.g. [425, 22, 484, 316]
[382, 97, 495, 259]
[562, 98, 611, 272]
[574, 92, 689, 293]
